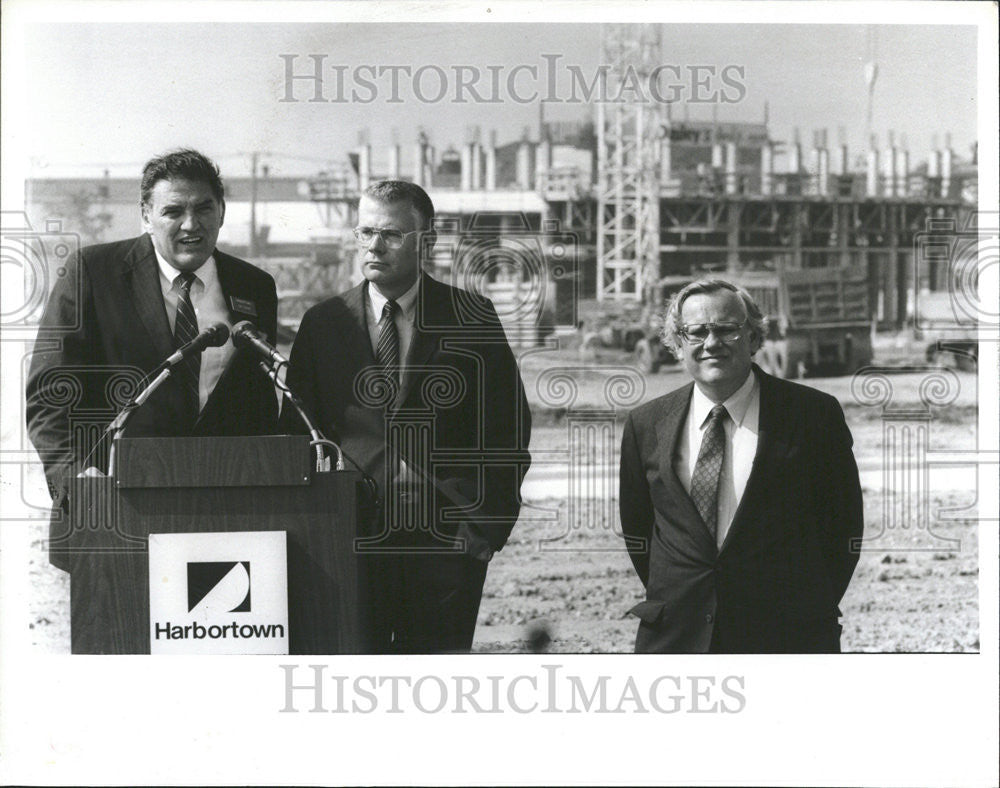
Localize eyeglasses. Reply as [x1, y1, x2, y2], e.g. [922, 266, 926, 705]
[677, 321, 747, 345]
[352, 226, 419, 250]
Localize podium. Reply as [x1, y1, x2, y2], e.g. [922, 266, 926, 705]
[54, 435, 365, 654]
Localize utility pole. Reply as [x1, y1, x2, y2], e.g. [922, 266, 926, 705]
[864, 27, 878, 146]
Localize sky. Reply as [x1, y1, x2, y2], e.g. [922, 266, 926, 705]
[11, 18, 982, 180]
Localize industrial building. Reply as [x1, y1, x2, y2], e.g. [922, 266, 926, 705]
[25, 25, 979, 371]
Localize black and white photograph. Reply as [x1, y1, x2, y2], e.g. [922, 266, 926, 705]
[1, 1, 997, 785]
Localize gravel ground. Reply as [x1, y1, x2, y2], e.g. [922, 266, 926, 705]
[473, 491, 979, 653]
[23, 364, 981, 654]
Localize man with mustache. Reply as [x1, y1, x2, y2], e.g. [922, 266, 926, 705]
[26, 149, 279, 569]
[619, 279, 863, 653]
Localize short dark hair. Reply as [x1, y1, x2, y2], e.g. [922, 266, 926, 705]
[661, 278, 767, 351]
[140, 149, 225, 206]
[362, 180, 435, 230]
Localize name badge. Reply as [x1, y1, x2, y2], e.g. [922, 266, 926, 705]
[229, 296, 258, 317]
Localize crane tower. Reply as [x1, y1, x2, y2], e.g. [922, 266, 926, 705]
[596, 24, 664, 302]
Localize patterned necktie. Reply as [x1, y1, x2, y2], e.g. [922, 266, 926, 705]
[376, 299, 400, 380]
[173, 271, 200, 415]
[690, 404, 728, 541]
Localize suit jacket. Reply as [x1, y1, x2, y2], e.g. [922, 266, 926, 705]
[282, 274, 531, 556]
[619, 364, 863, 653]
[26, 234, 279, 557]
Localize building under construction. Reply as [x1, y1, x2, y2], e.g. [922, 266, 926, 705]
[26, 26, 979, 372]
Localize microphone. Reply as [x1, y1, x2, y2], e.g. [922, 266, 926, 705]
[161, 322, 231, 369]
[231, 321, 289, 367]
[96, 322, 229, 475]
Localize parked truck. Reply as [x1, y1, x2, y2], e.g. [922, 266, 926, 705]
[913, 289, 978, 371]
[630, 265, 874, 378]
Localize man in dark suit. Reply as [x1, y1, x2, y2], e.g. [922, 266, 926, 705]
[26, 149, 279, 568]
[282, 180, 531, 653]
[619, 279, 863, 653]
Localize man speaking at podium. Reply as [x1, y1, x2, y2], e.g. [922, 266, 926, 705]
[26, 149, 279, 568]
[282, 180, 531, 653]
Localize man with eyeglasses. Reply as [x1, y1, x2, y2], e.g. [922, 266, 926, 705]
[282, 180, 531, 653]
[619, 279, 863, 653]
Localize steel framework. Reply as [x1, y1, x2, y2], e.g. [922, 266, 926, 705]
[596, 24, 664, 302]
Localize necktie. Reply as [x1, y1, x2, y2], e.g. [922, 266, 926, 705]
[690, 404, 728, 541]
[376, 299, 400, 380]
[173, 271, 200, 415]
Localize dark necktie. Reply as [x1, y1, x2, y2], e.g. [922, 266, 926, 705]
[690, 404, 728, 541]
[173, 271, 200, 414]
[376, 299, 400, 380]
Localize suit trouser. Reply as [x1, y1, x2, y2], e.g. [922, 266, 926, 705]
[362, 489, 489, 654]
[708, 616, 843, 654]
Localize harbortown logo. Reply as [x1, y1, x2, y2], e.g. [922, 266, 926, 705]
[155, 561, 284, 642]
[148, 532, 289, 653]
[188, 561, 252, 613]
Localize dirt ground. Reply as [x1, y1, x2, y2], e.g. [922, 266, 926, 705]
[24, 350, 981, 654]
[474, 490, 978, 653]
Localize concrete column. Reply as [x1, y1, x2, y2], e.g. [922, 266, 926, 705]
[895, 148, 909, 197]
[832, 145, 849, 176]
[761, 144, 773, 196]
[711, 143, 724, 170]
[460, 144, 472, 191]
[726, 202, 740, 270]
[471, 142, 482, 190]
[516, 142, 531, 190]
[941, 147, 952, 198]
[927, 149, 941, 177]
[358, 144, 371, 191]
[412, 143, 425, 187]
[866, 149, 879, 197]
[660, 135, 672, 182]
[724, 141, 738, 194]
[485, 142, 497, 191]
[388, 145, 400, 180]
[425, 146, 436, 188]
[818, 148, 830, 195]
[536, 139, 551, 190]
[787, 142, 801, 174]
[882, 147, 896, 197]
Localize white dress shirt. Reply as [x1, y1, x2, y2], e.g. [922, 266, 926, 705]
[155, 251, 233, 411]
[366, 277, 421, 362]
[675, 370, 761, 548]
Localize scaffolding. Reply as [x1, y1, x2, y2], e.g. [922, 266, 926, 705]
[595, 24, 664, 302]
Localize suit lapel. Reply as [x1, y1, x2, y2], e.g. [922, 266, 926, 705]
[395, 275, 443, 409]
[348, 281, 378, 366]
[656, 383, 693, 495]
[215, 251, 261, 329]
[123, 235, 174, 362]
[718, 366, 784, 553]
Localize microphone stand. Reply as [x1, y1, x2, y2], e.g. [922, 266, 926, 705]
[253, 358, 380, 517]
[105, 367, 173, 476]
[256, 361, 344, 472]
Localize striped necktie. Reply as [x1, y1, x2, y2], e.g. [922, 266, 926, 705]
[173, 271, 200, 415]
[690, 404, 728, 541]
[376, 299, 400, 380]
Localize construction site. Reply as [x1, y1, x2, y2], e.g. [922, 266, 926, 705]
[27, 25, 980, 377]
